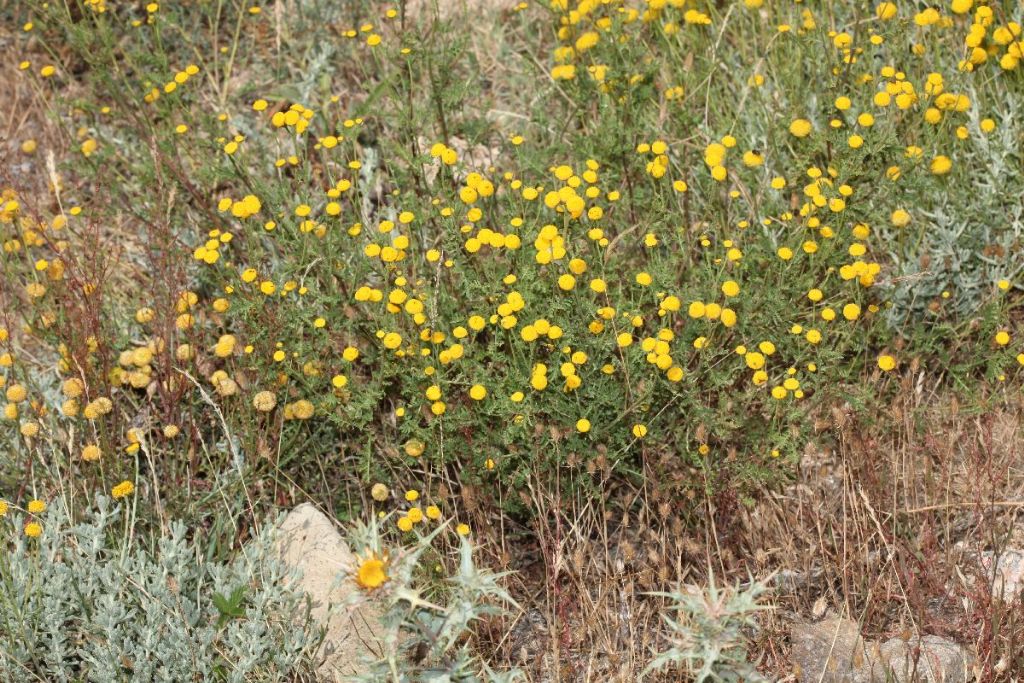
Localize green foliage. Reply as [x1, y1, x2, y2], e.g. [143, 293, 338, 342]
[3, 0, 1023, 538]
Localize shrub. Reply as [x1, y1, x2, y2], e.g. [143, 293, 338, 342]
[0, 495, 321, 682]
[3, 0, 1023, 545]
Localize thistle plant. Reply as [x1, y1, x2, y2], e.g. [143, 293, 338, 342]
[644, 573, 770, 682]
[346, 516, 523, 682]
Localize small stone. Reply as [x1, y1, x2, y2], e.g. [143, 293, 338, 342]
[879, 634, 972, 682]
[982, 548, 1024, 603]
[791, 617, 884, 683]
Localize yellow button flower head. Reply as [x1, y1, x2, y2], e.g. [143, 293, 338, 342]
[875, 2, 897, 19]
[890, 209, 911, 227]
[112, 480, 135, 499]
[355, 553, 388, 591]
[789, 118, 813, 138]
[929, 155, 952, 175]
[27, 499, 46, 514]
[252, 391, 277, 412]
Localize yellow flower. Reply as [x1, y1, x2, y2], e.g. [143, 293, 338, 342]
[371, 483, 389, 501]
[25, 522, 42, 538]
[292, 400, 314, 419]
[929, 155, 952, 175]
[890, 209, 911, 227]
[576, 418, 591, 433]
[456, 523, 471, 536]
[112, 480, 135, 499]
[877, 355, 897, 371]
[355, 554, 388, 591]
[27, 499, 46, 514]
[875, 2, 897, 19]
[995, 330, 1010, 346]
[789, 118, 813, 138]
[631, 423, 648, 439]
[252, 390, 277, 412]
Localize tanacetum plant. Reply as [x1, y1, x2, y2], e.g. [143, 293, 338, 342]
[3, 0, 1022, 533]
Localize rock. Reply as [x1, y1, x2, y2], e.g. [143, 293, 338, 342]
[276, 503, 385, 681]
[506, 608, 549, 666]
[879, 635, 972, 682]
[981, 548, 1024, 603]
[791, 617, 884, 683]
[791, 617, 972, 682]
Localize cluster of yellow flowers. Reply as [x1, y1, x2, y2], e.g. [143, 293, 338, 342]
[3, 0, 1023, 561]
[0, 498, 47, 538]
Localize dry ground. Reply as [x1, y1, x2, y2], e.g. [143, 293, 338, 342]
[467, 385, 1024, 680]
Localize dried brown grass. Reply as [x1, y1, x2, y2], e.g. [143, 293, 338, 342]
[465, 379, 1024, 681]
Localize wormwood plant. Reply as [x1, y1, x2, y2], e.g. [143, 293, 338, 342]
[0, 496, 321, 682]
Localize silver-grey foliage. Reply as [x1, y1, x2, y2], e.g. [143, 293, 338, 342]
[0, 497, 321, 682]
[644, 573, 770, 682]
[345, 519, 523, 683]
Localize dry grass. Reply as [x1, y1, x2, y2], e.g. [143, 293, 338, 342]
[459, 382, 1024, 681]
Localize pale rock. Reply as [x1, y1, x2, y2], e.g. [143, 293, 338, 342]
[981, 548, 1024, 603]
[276, 503, 386, 681]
